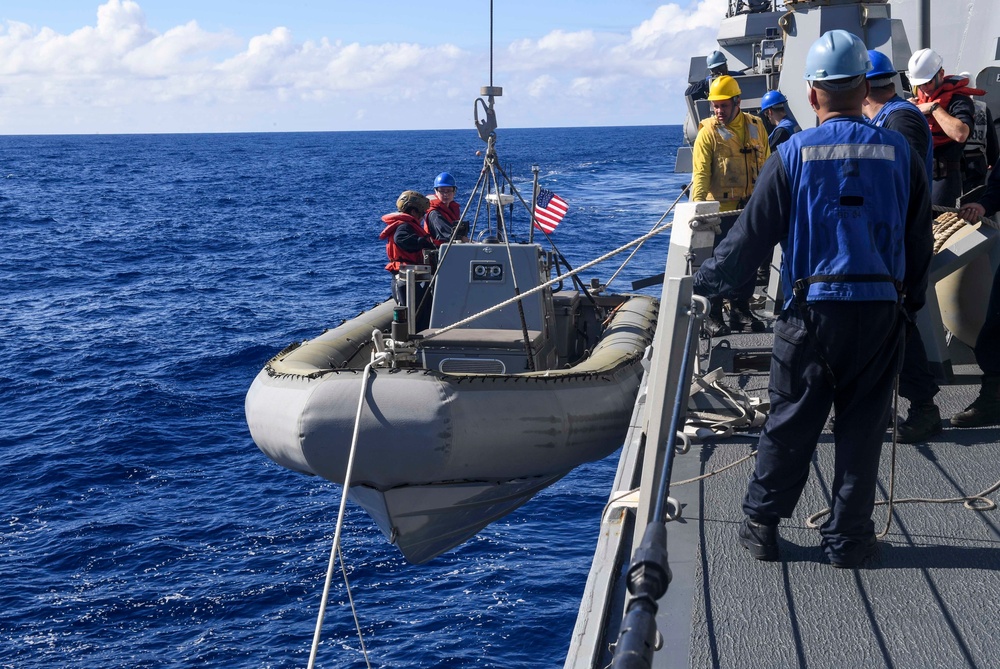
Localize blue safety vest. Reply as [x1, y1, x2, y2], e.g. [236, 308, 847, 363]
[777, 116, 911, 307]
[870, 96, 934, 184]
[768, 117, 800, 147]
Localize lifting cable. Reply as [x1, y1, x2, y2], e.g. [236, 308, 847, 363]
[421, 214, 679, 341]
[604, 183, 690, 290]
[486, 153, 537, 369]
[306, 349, 387, 669]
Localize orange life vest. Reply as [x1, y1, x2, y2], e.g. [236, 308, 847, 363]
[917, 76, 986, 149]
[424, 199, 461, 246]
[379, 212, 432, 272]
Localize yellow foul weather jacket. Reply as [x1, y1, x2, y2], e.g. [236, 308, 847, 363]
[691, 111, 770, 212]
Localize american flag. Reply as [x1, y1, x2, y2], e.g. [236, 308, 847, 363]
[533, 188, 568, 233]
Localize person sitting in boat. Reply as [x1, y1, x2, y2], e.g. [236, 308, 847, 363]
[690, 73, 770, 336]
[380, 190, 434, 306]
[907, 47, 984, 207]
[684, 50, 729, 102]
[760, 90, 800, 151]
[693, 29, 932, 568]
[424, 172, 469, 244]
[862, 49, 942, 443]
[954, 166, 1000, 428]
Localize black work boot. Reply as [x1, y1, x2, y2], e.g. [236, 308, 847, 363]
[737, 517, 779, 561]
[704, 297, 731, 338]
[896, 401, 942, 443]
[825, 535, 878, 569]
[728, 298, 765, 333]
[950, 376, 1000, 427]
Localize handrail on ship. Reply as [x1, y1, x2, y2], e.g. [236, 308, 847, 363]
[565, 198, 1000, 667]
[564, 201, 720, 668]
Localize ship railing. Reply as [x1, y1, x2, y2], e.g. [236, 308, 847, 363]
[564, 202, 722, 668]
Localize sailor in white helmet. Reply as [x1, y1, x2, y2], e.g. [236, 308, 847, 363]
[907, 48, 984, 206]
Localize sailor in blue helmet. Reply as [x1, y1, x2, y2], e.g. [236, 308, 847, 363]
[862, 49, 941, 443]
[693, 30, 933, 568]
[684, 50, 729, 101]
[759, 90, 800, 150]
[425, 172, 467, 243]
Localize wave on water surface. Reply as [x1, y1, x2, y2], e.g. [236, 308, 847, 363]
[0, 126, 686, 668]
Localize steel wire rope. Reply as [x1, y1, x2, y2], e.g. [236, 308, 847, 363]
[485, 155, 537, 369]
[307, 350, 387, 669]
[413, 164, 491, 320]
[423, 219, 662, 340]
[420, 208, 738, 340]
[488, 158, 600, 308]
[604, 183, 691, 290]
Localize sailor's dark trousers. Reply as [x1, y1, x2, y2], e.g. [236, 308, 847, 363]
[974, 265, 1000, 377]
[744, 301, 902, 552]
[899, 319, 940, 404]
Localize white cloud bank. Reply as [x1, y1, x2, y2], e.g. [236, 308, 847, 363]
[0, 0, 726, 134]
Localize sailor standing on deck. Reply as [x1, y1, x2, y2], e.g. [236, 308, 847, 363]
[690, 74, 770, 336]
[862, 49, 943, 443]
[907, 47, 983, 207]
[760, 90, 800, 151]
[954, 167, 1000, 427]
[693, 30, 933, 568]
[685, 50, 730, 102]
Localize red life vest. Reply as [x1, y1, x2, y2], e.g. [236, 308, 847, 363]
[424, 198, 461, 245]
[917, 75, 986, 149]
[379, 212, 432, 272]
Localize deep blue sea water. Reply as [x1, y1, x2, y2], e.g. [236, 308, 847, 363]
[0, 126, 686, 668]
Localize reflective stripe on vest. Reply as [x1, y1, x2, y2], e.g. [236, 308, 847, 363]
[777, 117, 910, 308]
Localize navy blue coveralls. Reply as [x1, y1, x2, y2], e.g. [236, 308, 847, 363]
[694, 116, 933, 553]
[871, 97, 940, 407]
[972, 166, 1000, 378]
[767, 117, 800, 151]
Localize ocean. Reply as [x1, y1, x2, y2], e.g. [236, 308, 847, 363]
[0, 126, 687, 668]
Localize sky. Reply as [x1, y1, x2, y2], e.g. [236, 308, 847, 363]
[0, 0, 726, 134]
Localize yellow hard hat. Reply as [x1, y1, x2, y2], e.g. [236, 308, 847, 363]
[707, 75, 741, 101]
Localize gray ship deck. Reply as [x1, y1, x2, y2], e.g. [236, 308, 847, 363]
[645, 330, 1000, 668]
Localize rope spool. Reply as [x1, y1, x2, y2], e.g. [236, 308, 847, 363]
[932, 212, 991, 347]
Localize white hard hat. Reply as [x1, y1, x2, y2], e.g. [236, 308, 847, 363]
[907, 48, 943, 85]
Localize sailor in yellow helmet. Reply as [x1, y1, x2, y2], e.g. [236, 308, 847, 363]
[691, 74, 771, 335]
[691, 75, 771, 212]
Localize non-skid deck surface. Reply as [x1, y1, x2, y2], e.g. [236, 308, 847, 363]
[656, 330, 1000, 669]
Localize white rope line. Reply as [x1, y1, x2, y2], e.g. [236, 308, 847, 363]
[307, 350, 387, 669]
[806, 477, 1000, 530]
[605, 184, 691, 289]
[422, 218, 675, 340]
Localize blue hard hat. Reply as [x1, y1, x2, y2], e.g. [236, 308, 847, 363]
[866, 50, 895, 79]
[803, 30, 872, 82]
[433, 172, 456, 189]
[706, 50, 727, 70]
[760, 90, 788, 111]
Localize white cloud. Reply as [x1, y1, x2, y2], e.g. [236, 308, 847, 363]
[0, 0, 727, 133]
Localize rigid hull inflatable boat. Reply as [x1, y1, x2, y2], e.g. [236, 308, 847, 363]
[246, 241, 658, 564]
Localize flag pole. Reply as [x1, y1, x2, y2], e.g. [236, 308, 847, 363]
[529, 164, 539, 244]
